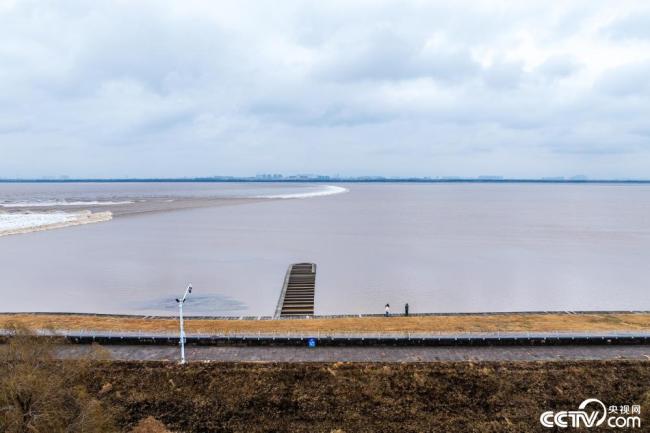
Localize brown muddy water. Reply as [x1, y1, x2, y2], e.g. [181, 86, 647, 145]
[0, 182, 649, 316]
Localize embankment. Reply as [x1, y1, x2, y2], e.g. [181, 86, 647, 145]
[82, 360, 649, 433]
[2, 311, 650, 334]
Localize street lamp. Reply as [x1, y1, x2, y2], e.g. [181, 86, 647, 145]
[175, 283, 192, 364]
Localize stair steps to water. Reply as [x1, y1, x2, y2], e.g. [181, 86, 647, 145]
[275, 263, 316, 317]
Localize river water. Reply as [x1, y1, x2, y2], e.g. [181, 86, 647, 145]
[0, 182, 648, 316]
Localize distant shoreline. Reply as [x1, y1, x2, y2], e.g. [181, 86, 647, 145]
[2, 178, 650, 184]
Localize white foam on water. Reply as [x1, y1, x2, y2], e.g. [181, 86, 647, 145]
[0, 200, 133, 208]
[256, 185, 349, 199]
[0, 213, 76, 230]
[0, 211, 113, 236]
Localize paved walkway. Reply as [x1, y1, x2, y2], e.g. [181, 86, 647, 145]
[13, 328, 650, 344]
[56, 345, 650, 362]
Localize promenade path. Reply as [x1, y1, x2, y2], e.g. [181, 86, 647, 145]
[57, 344, 650, 362]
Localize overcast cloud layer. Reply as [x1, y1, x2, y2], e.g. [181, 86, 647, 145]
[1, 0, 650, 178]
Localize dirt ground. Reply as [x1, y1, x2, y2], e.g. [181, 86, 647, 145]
[84, 360, 649, 433]
[2, 331, 649, 432]
[2, 312, 650, 334]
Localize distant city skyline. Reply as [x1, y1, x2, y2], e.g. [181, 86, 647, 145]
[6, 173, 650, 183]
[1, 1, 650, 178]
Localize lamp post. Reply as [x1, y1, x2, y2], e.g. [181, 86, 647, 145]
[175, 283, 192, 364]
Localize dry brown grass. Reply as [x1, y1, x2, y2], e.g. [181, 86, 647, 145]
[1, 312, 649, 334]
[90, 360, 650, 433]
[0, 325, 118, 433]
[128, 417, 172, 433]
[2, 327, 649, 432]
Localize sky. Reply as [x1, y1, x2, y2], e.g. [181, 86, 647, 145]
[1, 0, 650, 179]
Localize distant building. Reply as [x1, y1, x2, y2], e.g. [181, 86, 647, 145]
[284, 174, 329, 180]
[477, 175, 503, 180]
[255, 173, 283, 180]
[355, 176, 386, 180]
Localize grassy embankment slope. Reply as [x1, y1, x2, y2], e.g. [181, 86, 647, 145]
[1, 312, 649, 334]
[84, 360, 650, 432]
[2, 322, 649, 432]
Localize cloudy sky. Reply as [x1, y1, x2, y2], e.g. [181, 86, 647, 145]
[1, 0, 650, 178]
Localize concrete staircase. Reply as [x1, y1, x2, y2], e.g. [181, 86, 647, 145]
[275, 263, 316, 317]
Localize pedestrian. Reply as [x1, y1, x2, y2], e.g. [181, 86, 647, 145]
[405, 303, 409, 316]
[385, 303, 390, 317]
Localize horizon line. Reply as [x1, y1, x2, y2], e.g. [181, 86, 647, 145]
[2, 177, 650, 184]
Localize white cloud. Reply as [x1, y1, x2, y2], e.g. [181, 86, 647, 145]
[0, 0, 649, 178]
